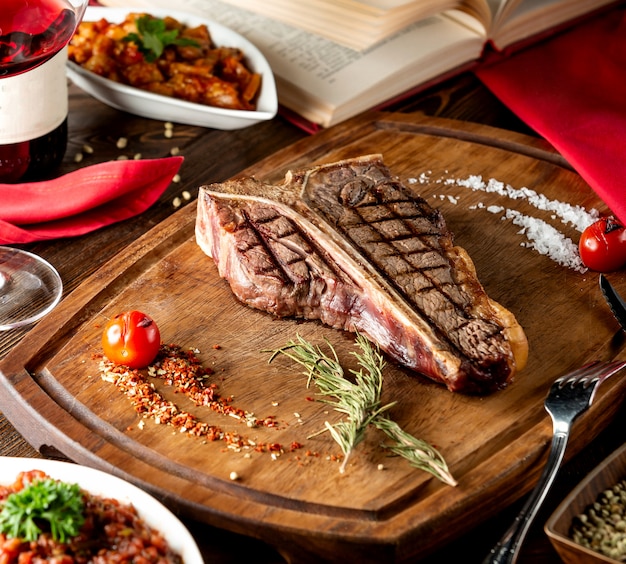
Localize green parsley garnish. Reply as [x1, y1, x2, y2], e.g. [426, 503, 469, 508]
[0, 478, 86, 542]
[124, 15, 199, 63]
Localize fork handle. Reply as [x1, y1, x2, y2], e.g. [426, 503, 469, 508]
[482, 431, 569, 564]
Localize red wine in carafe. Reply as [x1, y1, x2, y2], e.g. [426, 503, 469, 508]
[0, 0, 76, 182]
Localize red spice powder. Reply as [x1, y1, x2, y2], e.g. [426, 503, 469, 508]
[99, 344, 296, 456]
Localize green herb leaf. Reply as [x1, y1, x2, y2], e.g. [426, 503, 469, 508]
[268, 334, 457, 486]
[124, 15, 199, 63]
[0, 478, 86, 542]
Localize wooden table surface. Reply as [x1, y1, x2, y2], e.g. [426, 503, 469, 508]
[2, 73, 625, 563]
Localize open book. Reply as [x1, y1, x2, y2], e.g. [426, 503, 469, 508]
[96, 0, 618, 129]
[213, 0, 618, 52]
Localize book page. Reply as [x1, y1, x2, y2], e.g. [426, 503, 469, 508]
[487, 0, 517, 22]
[453, 0, 509, 32]
[272, 15, 483, 125]
[344, 0, 432, 8]
[215, 0, 465, 50]
[492, 0, 618, 47]
[217, 0, 454, 18]
[255, 0, 418, 14]
[445, 9, 488, 35]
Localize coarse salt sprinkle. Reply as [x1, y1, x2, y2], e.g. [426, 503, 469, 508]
[409, 171, 600, 273]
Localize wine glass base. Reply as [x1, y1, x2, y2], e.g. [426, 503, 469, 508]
[0, 246, 63, 331]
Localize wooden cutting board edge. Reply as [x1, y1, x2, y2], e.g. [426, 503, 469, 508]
[2, 356, 625, 563]
[238, 112, 573, 183]
[1, 112, 625, 563]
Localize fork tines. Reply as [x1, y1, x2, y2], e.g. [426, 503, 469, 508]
[556, 359, 626, 388]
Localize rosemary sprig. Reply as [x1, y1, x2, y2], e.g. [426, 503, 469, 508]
[268, 334, 457, 486]
[373, 417, 457, 486]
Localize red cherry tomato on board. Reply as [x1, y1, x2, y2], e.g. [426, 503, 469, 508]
[102, 310, 161, 368]
[579, 216, 626, 272]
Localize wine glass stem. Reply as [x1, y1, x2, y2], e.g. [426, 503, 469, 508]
[0, 270, 8, 291]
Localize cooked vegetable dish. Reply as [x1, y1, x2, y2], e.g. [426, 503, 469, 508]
[0, 469, 183, 563]
[68, 12, 261, 111]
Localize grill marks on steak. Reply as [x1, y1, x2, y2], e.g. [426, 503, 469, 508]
[299, 162, 516, 379]
[238, 203, 351, 317]
[196, 155, 528, 394]
[214, 193, 361, 329]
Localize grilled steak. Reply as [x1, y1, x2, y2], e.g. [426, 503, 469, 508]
[195, 155, 528, 394]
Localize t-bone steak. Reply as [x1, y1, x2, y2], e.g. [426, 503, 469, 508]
[195, 155, 528, 394]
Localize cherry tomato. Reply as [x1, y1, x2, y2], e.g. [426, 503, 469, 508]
[579, 216, 626, 272]
[102, 310, 161, 368]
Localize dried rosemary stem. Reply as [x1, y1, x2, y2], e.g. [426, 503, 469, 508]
[268, 334, 457, 486]
[373, 417, 457, 487]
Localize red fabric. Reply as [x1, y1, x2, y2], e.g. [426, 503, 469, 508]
[0, 157, 183, 244]
[475, 6, 626, 225]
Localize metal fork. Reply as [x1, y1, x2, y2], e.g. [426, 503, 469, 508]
[483, 359, 626, 564]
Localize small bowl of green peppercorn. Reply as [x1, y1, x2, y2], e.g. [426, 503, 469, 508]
[546, 442, 626, 563]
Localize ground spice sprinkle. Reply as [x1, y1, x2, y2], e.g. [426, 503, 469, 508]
[98, 344, 291, 457]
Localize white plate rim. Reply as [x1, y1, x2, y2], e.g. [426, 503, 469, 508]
[66, 6, 278, 129]
[0, 456, 204, 563]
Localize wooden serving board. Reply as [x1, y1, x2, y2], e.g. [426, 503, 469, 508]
[2, 113, 626, 563]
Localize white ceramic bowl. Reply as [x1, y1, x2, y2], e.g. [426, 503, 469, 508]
[0, 457, 203, 564]
[66, 6, 277, 130]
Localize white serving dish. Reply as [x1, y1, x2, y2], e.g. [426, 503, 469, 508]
[66, 6, 277, 130]
[0, 456, 203, 564]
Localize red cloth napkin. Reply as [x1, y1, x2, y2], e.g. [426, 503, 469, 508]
[0, 156, 183, 244]
[475, 6, 626, 225]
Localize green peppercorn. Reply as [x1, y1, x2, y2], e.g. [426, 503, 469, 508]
[571, 478, 626, 560]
